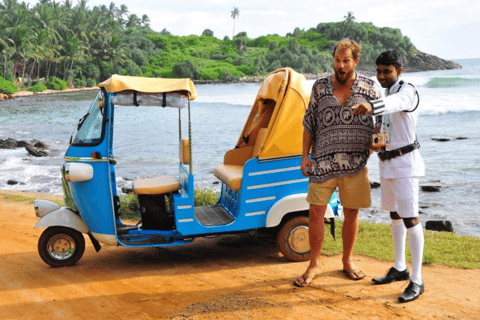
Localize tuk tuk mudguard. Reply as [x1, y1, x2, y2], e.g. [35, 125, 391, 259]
[35, 207, 90, 234]
[266, 193, 309, 228]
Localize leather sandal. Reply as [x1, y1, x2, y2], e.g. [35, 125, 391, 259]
[343, 268, 366, 280]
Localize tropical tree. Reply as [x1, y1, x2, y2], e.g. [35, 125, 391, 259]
[141, 14, 150, 28]
[231, 7, 239, 39]
[342, 11, 356, 38]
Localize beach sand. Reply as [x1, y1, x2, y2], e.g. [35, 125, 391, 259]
[12, 87, 99, 97]
[0, 190, 479, 320]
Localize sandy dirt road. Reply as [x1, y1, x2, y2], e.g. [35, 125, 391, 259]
[0, 192, 479, 320]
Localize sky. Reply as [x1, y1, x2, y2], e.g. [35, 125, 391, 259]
[28, 0, 480, 60]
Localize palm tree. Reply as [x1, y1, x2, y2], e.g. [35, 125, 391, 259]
[231, 7, 239, 39]
[342, 11, 356, 38]
[141, 14, 150, 28]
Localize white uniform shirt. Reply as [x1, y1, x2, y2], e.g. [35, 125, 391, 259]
[370, 78, 425, 179]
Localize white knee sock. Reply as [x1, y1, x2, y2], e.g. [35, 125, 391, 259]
[391, 219, 407, 271]
[408, 223, 424, 285]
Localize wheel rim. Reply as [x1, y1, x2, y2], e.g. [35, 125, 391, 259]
[47, 234, 76, 260]
[287, 225, 310, 254]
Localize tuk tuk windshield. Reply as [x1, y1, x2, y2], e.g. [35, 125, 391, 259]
[71, 91, 106, 145]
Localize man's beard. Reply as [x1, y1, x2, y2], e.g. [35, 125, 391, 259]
[334, 68, 355, 84]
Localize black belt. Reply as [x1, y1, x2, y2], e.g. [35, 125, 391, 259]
[378, 141, 420, 161]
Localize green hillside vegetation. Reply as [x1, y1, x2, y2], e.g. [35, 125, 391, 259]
[0, 0, 416, 89]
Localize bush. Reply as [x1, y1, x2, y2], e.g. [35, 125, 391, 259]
[202, 29, 214, 37]
[0, 76, 19, 94]
[269, 41, 279, 51]
[74, 77, 87, 88]
[194, 188, 220, 206]
[173, 59, 198, 79]
[45, 77, 68, 90]
[119, 194, 141, 219]
[28, 83, 47, 92]
[86, 78, 97, 87]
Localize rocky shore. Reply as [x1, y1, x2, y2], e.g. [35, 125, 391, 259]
[403, 50, 463, 72]
[0, 138, 49, 157]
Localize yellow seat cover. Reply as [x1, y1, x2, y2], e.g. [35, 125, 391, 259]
[213, 165, 243, 191]
[133, 176, 181, 195]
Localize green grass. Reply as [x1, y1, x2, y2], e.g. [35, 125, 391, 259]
[322, 220, 480, 269]
[4, 190, 479, 269]
[0, 193, 64, 206]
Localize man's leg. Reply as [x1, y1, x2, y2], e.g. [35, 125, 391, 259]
[295, 204, 326, 286]
[395, 177, 424, 302]
[337, 167, 370, 279]
[342, 207, 359, 266]
[391, 211, 407, 272]
[372, 211, 410, 285]
[341, 207, 364, 279]
[404, 217, 424, 286]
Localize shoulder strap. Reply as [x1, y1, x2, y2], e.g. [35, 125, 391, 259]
[403, 82, 420, 113]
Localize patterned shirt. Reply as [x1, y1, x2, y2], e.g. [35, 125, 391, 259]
[303, 73, 379, 183]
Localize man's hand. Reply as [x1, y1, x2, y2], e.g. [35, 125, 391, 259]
[301, 157, 312, 176]
[351, 101, 373, 115]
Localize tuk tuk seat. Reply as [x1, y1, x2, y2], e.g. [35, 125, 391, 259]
[132, 139, 189, 195]
[213, 128, 267, 191]
[132, 176, 181, 195]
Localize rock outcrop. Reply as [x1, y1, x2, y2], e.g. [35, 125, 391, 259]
[0, 138, 49, 157]
[403, 50, 462, 73]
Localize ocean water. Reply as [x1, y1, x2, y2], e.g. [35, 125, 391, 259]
[1, 59, 479, 236]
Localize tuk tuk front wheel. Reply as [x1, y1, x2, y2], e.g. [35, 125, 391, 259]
[278, 216, 311, 262]
[38, 227, 86, 268]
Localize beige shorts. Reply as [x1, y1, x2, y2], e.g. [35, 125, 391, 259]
[306, 166, 371, 209]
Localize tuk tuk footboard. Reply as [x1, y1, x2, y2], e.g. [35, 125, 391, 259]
[194, 204, 234, 226]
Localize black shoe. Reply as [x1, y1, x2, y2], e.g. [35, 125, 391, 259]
[372, 267, 410, 285]
[399, 280, 424, 303]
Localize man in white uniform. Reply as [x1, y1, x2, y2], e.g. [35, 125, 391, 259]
[352, 50, 425, 303]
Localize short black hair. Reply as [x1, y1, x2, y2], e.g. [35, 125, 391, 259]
[376, 50, 403, 68]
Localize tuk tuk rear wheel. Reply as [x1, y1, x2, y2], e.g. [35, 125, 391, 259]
[38, 227, 85, 268]
[278, 216, 311, 262]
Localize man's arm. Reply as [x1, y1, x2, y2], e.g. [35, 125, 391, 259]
[353, 85, 417, 116]
[301, 129, 313, 176]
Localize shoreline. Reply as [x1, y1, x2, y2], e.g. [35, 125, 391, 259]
[4, 70, 378, 98]
[12, 86, 99, 98]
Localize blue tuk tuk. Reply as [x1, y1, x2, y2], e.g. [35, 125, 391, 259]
[33, 68, 341, 267]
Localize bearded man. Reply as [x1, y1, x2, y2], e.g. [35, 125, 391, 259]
[295, 38, 379, 287]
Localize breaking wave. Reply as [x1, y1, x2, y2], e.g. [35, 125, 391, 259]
[424, 77, 480, 88]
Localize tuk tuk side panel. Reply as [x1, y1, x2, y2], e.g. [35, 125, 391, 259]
[64, 92, 116, 237]
[66, 160, 116, 236]
[239, 157, 309, 228]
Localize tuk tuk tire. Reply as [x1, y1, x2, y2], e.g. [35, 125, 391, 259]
[38, 226, 86, 268]
[278, 216, 311, 262]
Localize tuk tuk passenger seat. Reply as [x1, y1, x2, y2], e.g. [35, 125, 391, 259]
[213, 128, 267, 191]
[132, 139, 189, 195]
[132, 176, 181, 195]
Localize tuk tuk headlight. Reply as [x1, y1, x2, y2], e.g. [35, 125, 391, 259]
[34, 200, 61, 217]
[65, 163, 94, 182]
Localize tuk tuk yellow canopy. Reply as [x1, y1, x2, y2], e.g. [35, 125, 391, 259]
[236, 68, 311, 159]
[98, 74, 198, 100]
